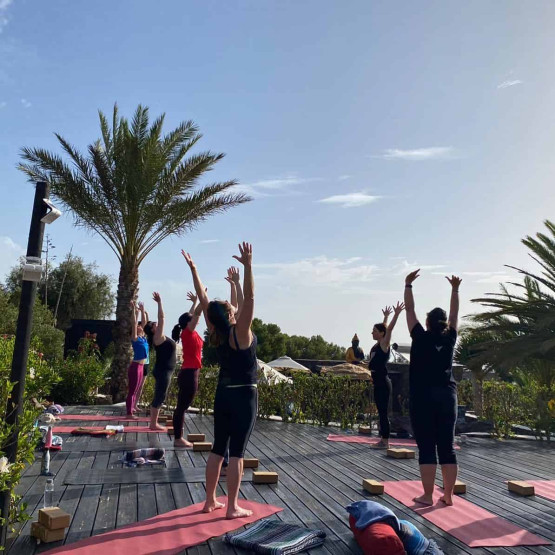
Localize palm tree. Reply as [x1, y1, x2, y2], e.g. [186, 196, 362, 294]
[19, 104, 250, 401]
[471, 220, 555, 384]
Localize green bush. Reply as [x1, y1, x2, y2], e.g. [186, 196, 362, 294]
[521, 382, 555, 441]
[483, 381, 524, 438]
[457, 379, 473, 411]
[0, 336, 51, 542]
[49, 336, 108, 404]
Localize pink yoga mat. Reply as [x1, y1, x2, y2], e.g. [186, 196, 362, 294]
[48, 498, 282, 554]
[384, 480, 550, 547]
[327, 434, 460, 450]
[59, 414, 150, 422]
[53, 426, 167, 434]
[528, 480, 555, 501]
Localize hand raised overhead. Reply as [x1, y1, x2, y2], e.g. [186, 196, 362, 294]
[232, 242, 252, 267]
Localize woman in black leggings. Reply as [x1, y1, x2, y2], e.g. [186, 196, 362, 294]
[404, 269, 461, 506]
[144, 292, 177, 431]
[369, 302, 404, 448]
[184, 242, 257, 520]
[171, 291, 204, 447]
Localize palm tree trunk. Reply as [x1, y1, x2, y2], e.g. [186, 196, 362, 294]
[110, 258, 139, 403]
[471, 371, 484, 417]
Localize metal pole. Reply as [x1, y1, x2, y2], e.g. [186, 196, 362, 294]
[0, 182, 49, 548]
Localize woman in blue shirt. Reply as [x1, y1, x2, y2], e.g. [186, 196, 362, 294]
[127, 300, 149, 418]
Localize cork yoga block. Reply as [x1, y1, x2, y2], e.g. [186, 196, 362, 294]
[362, 479, 384, 494]
[253, 471, 278, 484]
[38, 507, 71, 530]
[358, 426, 372, 435]
[508, 480, 535, 496]
[193, 442, 212, 452]
[387, 448, 415, 459]
[453, 480, 466, 494]
[187, 434, 205, 442]
[31, 522, 66, 543]
[243, 458, 259, 468]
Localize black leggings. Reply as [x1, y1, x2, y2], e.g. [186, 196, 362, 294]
[151, 368, 173, 409]
[173, 368, 199, 439]
[410, 386, 457, 465]
[373, 377, 391, 439]
[212, 385, 257, 459]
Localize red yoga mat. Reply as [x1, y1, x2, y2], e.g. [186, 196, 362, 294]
[53, 426, 166, 434]
[384, 480, 550, 547]
[327, 434, 460, 450]
[48, 498, 282, 555]
[528, 480, 555, 501]
[59, 414, 150, 422]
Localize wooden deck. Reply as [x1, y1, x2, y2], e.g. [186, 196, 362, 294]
[7, 406, 555, 554]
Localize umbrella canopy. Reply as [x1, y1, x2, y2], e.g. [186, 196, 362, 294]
[266, 356, 310, 371]
[257, 359, 293, 385]
[320, 363, 373, 381]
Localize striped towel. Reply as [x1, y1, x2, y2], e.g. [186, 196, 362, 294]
[224, 519, 326, 554]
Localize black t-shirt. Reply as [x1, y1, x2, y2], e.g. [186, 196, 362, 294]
[409, 323, 457, 393]
[369, 343, 390, 380]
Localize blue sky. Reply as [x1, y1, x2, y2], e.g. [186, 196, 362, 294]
[1, 1, 555, 351]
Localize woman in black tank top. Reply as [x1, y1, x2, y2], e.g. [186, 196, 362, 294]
[183, 242, 257, 520]
[369, 302, 404, 448]
[144, 292, 177, 431]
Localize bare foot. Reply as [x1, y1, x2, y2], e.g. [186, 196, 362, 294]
[126, 414, 139, 419]
[413, 494, 434, 506]
[174, 438, 193, 448]
[439, 495, 453, 506]
[150, 423, 166, 431]
[203, 500, 225, 513]
[226, 506, 253, 519]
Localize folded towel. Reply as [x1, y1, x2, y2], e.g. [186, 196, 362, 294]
[121, 448, 166, 467]
[398, 520, 444, 554]
[224, 518, 326, 554]
[346, 500, 400, 532]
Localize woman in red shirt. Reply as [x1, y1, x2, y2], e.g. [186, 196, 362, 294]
[171, 291, 204, 447]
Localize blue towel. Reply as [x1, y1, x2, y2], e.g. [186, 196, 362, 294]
[345, 500, 400, 532]
[398, 520, 444, 554]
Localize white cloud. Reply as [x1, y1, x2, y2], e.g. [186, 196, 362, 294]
[497, 80, 522, 89]
[318, 192, 381, 208]
[0, 236, 25, 282]
[338, 175, 352, 181]
[377, 147, 455, 161]
[390, 259, 446, 276]
[234, 175, 320, 197]
[0, 0, 12, 33]
[255, 255, 377, 288]
[21, 98, 32, 108]
[200, 239, 220, 244]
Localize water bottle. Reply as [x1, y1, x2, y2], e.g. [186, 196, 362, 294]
[43, 478, 54, 508]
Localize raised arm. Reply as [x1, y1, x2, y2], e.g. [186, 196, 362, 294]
[225, 269, 238, 311]
[382, 306, 392, 325]
[233, 243, 254, 347]
[446, 275, 462, 331]
[230, 267, 243, 317]
[382, 301, 405, 349]
[186, 291, 202, 331]
[152, 292, 165, 345]
[138, 301, 147, 326]
[130, 301, 138, 342]
[182, 250, 211, 327]
[404, 270, 420, 333]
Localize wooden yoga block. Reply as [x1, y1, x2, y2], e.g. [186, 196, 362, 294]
[362, 479, 384, 495]
[166, 426, 174, 435]
[508, 480, 535, 496]
[386, 448, 414, 459]
[453, 480, 466, 494]
[358, 426, 372, 435]
[243, 458, 259, 469]
[31, 521, 65, 543]
[187, 433, 205, 442]
[253, 471, 278, 484]
[193, 442, 212, 452]
[38, 507, 71, 530]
